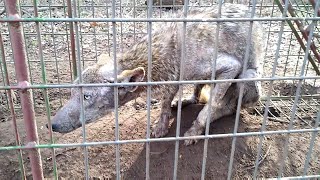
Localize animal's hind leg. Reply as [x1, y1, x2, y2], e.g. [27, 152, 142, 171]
[184, 88, 237, 145]
[183, 55, 242, 145]
[183, 68, 262, 145]
[171, 84, 205, 108]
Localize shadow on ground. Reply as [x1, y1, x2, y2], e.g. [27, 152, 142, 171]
[119, 104, 249, 179]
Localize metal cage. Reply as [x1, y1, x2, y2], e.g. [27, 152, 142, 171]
[0, 0, 319, 179]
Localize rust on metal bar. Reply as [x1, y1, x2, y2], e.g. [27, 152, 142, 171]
[4, 0, 44, 179]
[67, 0, 77, 80]
[281, 0, 320, 63]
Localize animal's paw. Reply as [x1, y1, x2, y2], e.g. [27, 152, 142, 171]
[183, 129, 199, 146]
[171, 97, 197, 109]
[183, 126, 204, 146]
[151, 122, 169, 138]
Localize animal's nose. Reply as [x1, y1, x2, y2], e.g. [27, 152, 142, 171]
[51, 124, 59, 131]
[46, 123, 59, 131]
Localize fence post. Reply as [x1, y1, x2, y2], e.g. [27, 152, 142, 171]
[4, 0, 44, 179]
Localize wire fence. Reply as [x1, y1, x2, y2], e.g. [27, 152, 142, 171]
[0, 0, 319, 179]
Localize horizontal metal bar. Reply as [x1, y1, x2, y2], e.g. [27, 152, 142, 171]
[268, 175, 320, 180]
[1, 30, 310, 36]
[260, 94, 320, 100]
[0, 128, 319, 151]
[0, 4, 313, 9]
[1, 53, 313, 63]
[1, 17, 320, 23]
[0, 76, 319, 90]
[0, 33, 149, 36]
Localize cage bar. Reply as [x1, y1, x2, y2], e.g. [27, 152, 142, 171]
[32, 0, 58, 178]
[278, 0, 320, 177]
[227, 0, 258, 178]
[201, 1, 222, 179]
[4, 0, 44, 179]
[0, 32, 26, 180]
[1, 127, 319, 151]
[66, 0, 77, 80]
[0, 0, 319, 179]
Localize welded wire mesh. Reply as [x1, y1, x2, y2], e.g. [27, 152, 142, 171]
[0, 0, 319, 179]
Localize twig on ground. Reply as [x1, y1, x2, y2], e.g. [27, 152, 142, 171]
[267, 117, 289, 124]
[45, 147, 76, 161]
[244, 144, 272, 170]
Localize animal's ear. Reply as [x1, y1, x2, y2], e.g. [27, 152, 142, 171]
[97, 54, 111, 66]
[117, 67, 145, 92]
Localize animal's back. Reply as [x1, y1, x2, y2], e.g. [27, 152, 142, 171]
[120, 3, 265, 83]
[165, 4, 265, 80]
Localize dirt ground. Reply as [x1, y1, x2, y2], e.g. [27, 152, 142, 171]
[0, 95, 320, 179]
[1, 0, 320, 179]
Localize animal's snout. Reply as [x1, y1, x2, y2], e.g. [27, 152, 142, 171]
[46, 123, 59, 132]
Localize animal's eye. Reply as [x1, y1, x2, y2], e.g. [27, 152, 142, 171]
[84, 94, 91, 100]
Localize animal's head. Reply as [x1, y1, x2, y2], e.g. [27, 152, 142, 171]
[48, 54, 145, 133]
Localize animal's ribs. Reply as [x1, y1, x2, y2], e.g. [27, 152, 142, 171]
[275, 0, 320, 75]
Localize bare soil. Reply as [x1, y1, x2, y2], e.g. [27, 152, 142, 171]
[1, 0, 320, 179]
[1, 96, 320, 179]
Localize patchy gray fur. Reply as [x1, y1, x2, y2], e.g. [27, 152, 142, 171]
[49, 3, 265, 146]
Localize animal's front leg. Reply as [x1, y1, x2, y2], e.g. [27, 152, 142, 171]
[152, 86, 178, 138]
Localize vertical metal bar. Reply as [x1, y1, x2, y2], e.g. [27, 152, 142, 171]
[159, 0, 163, 17]
[173, 0, 188, 179]
[91, 0, 98, 62]
[308, 0, 320, 20]
[282, 33, 294, 77]
[200, 1, 222, 180]
[253, 0, 291, 178]
[111, 1, 121, 179]
[105, 2, 111, 56]
[120, 0, 124, 53]
[4, 0, 44, 179]
[32, 0, 58, 179]
[302, 112, 320, 176]
[62, 0, 73, 83]
[72, 0, 89, 179]
[77, 1, 85, 69]
[0, 32, 26, 180]
[145, 0, 153, 179]
[67, 0, 77, 79]
[258, 0, 264, 16]
[17, 0, 36, 111]
[278, 0, 319, 177]
[262, 1, 276, 69]
[48, 0, 63, 106]
[0, 16, 10, 118]
[133, 0, 136, 42]
[227, 1, 257, 179]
